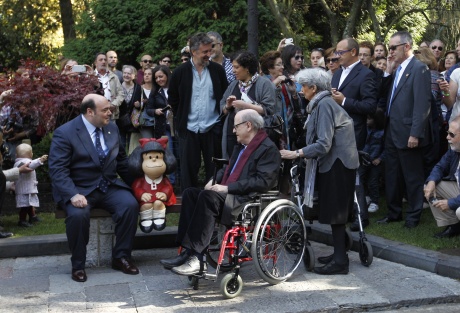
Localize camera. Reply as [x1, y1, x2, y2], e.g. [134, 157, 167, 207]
[285, 38, 294, 45]
[71, 65, 86, 73]
[161, 105, 171, 113]
[429, 196, 438, 204]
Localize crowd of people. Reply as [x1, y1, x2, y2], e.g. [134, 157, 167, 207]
[1, 29, 460, 279]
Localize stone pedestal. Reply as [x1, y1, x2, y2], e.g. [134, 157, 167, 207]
[85, 217, 116, 267]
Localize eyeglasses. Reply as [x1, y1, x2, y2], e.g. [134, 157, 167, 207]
[142, 60, 153, 63]
[181, 58, 189, 62]
[431, 45, 443, 51]
[358, 53, 370, 57]
[274, 63, 284, 67]
[233, 121, 248, 130]
[388, 43, 407, 51]
[162, 60, 171, 63]
[334, 49, 352, 56]
[447, 131, 459, 138]
[326, 58, 339, 63]
[294, 55, 304, 61]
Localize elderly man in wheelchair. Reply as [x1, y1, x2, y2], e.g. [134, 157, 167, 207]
[160, 109, 281, 276]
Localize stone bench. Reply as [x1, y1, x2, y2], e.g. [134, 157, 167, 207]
[55, 197, 182, 267]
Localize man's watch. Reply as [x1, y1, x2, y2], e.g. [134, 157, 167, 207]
[296, 150, 300, 158]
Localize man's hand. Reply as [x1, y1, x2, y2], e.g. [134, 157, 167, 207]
[423, 181, 436, 200]
[407, 136, 419, 148]
[331, 88, 345, 105]
[372, 158, 381, 166]
[71, 194, 88, 208]
[207, 184, 228, 193]
[433, 199, 450, 212]
[141, 193, 152, 202]
[18, 162, 33, 174]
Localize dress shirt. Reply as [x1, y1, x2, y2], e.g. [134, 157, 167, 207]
[96, 70, 112, 102]
[338, 59, 361, 89]
[81, 115, 108, 154]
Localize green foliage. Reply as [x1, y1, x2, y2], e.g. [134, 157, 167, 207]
[62, 0, 282, 68]
[0, 0, 62, 69]
[33, 132, 53, 183]
[1, 213, 66, 237]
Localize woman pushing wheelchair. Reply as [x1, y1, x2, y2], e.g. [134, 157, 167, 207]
[280, 68, 359, 275]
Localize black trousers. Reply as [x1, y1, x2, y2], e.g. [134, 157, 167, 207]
[63, 186, 139, 270]
[384, 131, 424, 224]
[178, 127, 221, 192]
[178, 187, 226, 255]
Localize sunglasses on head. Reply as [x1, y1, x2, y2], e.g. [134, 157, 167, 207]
[294, 55, 304, 61]
[431, 45, 443, 51]
[142, 60, 153, 63]
[326, 57, 339, 63]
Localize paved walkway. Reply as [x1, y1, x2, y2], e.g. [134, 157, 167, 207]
[1, 241, 459, 313]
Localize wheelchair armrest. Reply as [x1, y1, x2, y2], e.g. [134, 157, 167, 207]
[212, 157, 229, 167]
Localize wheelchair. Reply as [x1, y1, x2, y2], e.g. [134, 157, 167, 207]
[186, 159, 313, 299]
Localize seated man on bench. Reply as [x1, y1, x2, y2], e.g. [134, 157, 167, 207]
[49, 94, 139, 282]
[160, 109, 281, 275]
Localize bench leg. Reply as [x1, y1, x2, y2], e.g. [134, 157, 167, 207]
[86, 217, 115, 267]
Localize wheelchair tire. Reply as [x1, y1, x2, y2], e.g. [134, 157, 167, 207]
[359, 239, 373, 267]
[303, 244, 315, 272]
[345, 227, 353, 251]
[251, 199, 306, 285]
[206, 225, 236, 272]
[220, 273, 243, 299]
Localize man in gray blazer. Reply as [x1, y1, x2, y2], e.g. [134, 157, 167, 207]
[49, 94, 139, 282]
[377, 31, 432, 228]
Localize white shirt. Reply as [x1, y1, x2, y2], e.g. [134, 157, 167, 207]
[338, 60, 361, 89]
[81, 115, 108, 154]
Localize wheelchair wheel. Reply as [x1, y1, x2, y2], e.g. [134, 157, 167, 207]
[251, 199, 306, 285]
[345, 227, 353, 251]
[206, 225, 236, 272]
[303, 243, 315, 272]
[220, 273, 243, 299]
[359, 239, 373, 267]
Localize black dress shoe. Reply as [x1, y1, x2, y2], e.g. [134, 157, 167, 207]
[350, 219, 369, 232]
[160, 250, 190, 269]
[0, 232, 13, 239]
[314, 258, 349, 275]
[139, 220, 154, 233]
[403, 221, 418, 229]
[152, 218, 166, 231]
[71, 269, 87, 282]
[171, 255, 207, 276]
[376, 216, 402, 224]
[112, 257, 139, 275]
[317, 254, 333, 264]
[434, 225, 460, 238]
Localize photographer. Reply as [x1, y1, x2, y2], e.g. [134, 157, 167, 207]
[424, 116, 460, 238]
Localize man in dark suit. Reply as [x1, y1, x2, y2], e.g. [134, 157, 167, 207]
[331, 38, 378, 231]
[377, 31, 432, 228]
[169, 32, 228, 192]
[49, 94, 139, 282]
[159, 109, 281, 275]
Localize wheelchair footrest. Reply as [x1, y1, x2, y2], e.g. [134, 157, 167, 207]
[204, 272, 217, 280]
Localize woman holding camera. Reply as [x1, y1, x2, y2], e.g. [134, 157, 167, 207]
[220, 51, 276, 158]
[146, 65, 171, 139]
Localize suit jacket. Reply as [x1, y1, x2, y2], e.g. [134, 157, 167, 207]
[215, 136, 281, 225]
[331, 62, 377, 150]
[48, 115, 132, 204]
[386, 57, 432, 149]
[168, 61, 228, 136]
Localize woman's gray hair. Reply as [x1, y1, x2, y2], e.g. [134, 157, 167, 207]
[122, 65, 137, 76]
[241, 109, 264, 131]
[295, 68, 331, 92]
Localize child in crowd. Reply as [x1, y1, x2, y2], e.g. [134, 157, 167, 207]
[359, 109, 385, 213]
[14, 143, 47, 227]
[375, 56, 387, 72]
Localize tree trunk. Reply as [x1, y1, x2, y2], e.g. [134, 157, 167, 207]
[248, 0, 259, 56]
[59, 0, 76, 42]
[265, 0, 295, 39]
[342, 0, 364, 38]
[318, 0, 339, 44]
[367, 0, 382, 42]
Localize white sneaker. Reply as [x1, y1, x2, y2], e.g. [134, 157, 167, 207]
[368, 203, 379, 213]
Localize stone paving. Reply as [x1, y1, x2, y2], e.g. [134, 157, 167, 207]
[0, 242, 459, 313]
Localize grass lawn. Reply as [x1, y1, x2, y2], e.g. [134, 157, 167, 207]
[365, 198, 460, 252]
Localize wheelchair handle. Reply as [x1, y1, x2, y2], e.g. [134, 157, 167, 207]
[212, 157, 229, 185]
